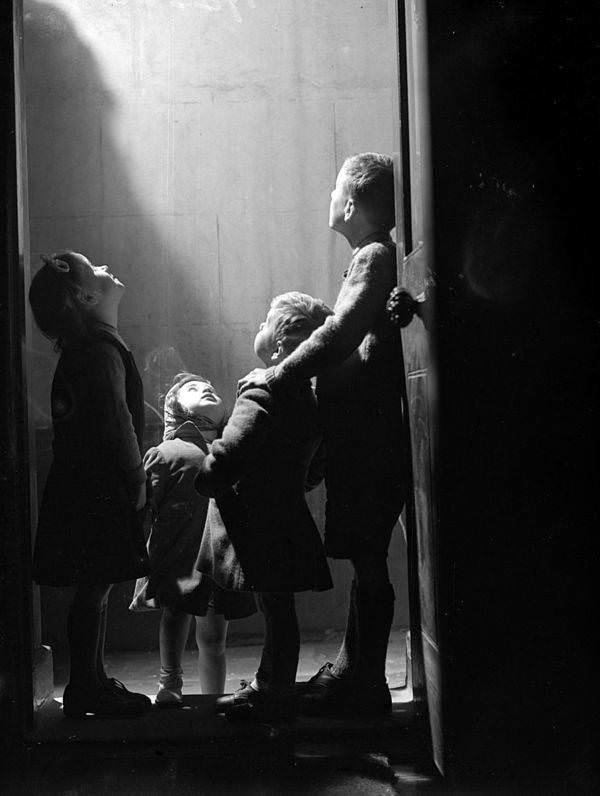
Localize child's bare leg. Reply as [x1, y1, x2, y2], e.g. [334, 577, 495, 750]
[159, 607, 191, 689]
[195, 612, 228, 694]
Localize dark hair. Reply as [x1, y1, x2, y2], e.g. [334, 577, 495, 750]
[169, 371, 213, 396]
[28, 251, 88, 351]
[162, 371, 213, 418]
[343, 152, 396, 232]
[162, 372, 227, 435]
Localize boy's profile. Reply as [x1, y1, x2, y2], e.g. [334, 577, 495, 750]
[193, 292, 334, 721]
[239, 153, 407, 715]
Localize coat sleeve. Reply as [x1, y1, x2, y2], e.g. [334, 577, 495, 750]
[305, 439, 325, 492]
[267, 243, 395, 387]
[91, 341, 145, 487]
[194, 388, 274, 497]
[143, 446, 169, 511]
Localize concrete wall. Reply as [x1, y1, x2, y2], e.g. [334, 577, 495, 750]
[24, 0, 409, 649]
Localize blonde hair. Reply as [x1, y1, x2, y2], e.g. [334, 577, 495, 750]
[269, 291, 333, 352]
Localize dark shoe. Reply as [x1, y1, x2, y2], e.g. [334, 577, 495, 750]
[348, 680, 392, 716]
[103, 677, 152, 709]
[63, 683, 148, 719]
[296, 662, 350, 711]
[216, 680, 296, 722]
[296, 661, 341, 692]
[298, 663, 391, 717]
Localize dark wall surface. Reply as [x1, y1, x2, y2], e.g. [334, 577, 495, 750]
[427, 0, 596, 789]
[0, 0, 35, 760]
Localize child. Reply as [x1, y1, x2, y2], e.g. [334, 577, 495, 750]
[129, 373, 256, 705]
[194, 292, 334, 721]
[29, 251, 151, 718]
[239, 153, 408, 715]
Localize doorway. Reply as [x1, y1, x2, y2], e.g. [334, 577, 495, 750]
[15, 0, 427, 746]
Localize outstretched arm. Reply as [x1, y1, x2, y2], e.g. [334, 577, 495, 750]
[143, 447, 169, 511]
[194, 388, 274, 497]
[238, 244, 394, 393]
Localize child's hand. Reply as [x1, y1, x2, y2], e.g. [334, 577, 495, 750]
[132, 481, 147, 511]
[237, 368, 268, 396]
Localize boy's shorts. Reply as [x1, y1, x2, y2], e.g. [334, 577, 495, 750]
[319, 394, 408, 560]
[323, 479, 404, 559]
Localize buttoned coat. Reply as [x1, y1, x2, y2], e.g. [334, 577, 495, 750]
[265, 235, 409, 558]
[194, 383, 332, 594]
[129, 421, 256, 619]
[33, 331, 148, 586]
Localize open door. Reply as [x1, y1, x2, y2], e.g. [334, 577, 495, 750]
[394, 0, 442, 773]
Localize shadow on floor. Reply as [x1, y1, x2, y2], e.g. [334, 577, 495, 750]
[4, 631, 437, 794]
[12, 694, 442, 795]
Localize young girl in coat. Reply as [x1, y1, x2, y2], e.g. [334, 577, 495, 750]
[129, 373, 256, 706]
[30, 251, 151, 718]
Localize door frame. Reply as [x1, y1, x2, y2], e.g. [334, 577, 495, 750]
[0, 0, 37, 753]
[2, 0, 441, 772]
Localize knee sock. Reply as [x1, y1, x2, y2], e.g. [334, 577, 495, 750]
[67, 583, 112, 690]
[352, 582, 395, 685]
[95, 602, 109, 683]
[331, 548, 395, 686]
[255, 593, 299, 694]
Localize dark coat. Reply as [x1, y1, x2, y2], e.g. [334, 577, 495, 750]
[129, 421, 256, 619]
[267, 234, 409, 558]
[194, 384, 332, 594]
[33, 330, 149, 586]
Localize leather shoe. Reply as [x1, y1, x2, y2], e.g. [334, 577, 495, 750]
[298, 662, 391, 716]
[104, 677, 152, 709]
[216, 680, 296, 722]
[63, 683, 148, 719]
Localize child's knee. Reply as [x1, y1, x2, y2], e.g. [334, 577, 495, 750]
[352, 554, 390, 592]
[195, 618, 227, 652]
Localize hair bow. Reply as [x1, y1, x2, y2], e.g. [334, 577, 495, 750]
[41, 254, 70, 273]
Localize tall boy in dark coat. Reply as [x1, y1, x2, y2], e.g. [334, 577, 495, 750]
[240, 153, 407, 715]
[194, 291, 334, 721]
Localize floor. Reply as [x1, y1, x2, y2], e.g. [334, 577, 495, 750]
[3, 631, 446, 794]
[51, 629, 410, 702]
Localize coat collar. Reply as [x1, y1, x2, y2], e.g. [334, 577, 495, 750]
[352, 230, 392, 255]
[94, 323, 130, 351]
[164, 420, 207, 446]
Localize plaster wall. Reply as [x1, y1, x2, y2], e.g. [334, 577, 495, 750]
[23, 0, 409, 649]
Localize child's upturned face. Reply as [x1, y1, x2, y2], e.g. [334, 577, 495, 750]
[177, 380, 225, 427]
[254, 310, 279, 366]
[73, 253, 125, 302]
[329, 166, 351, 232]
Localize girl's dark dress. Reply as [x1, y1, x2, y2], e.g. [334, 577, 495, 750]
[33, 329, 149, 586]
